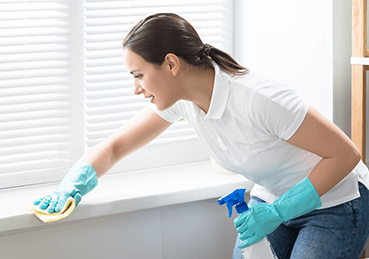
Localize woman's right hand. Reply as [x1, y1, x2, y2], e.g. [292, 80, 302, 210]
[33, 162, 98, 213]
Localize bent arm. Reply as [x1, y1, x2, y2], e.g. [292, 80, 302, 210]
[78, 106, 172, 178]
[287, 106, 361, 196]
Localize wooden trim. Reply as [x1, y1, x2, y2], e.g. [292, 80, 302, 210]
[353, 0, 367, 57]
[352, 1, 367, 257]
[351, 64, 367, 161]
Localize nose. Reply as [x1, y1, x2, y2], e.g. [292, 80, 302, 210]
[133, 81, 144, 96]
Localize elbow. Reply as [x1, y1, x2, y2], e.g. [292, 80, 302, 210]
[345, 145, 362, 172]
[352, 145, 362, 165]
[330, 143, 362, 178]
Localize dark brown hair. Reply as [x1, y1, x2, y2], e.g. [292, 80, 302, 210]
[123, 13, 249, 76]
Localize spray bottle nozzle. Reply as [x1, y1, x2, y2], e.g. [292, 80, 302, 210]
[217, 189, 249, 217]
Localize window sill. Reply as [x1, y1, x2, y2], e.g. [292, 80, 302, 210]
[0, 160, 253, 236]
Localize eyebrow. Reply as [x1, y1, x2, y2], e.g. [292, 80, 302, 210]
[130, 69, 140, 74]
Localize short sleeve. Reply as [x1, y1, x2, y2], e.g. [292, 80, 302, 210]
[149, 102, 183, 123]
[249, 84, 309, 140]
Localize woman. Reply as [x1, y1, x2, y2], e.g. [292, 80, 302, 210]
[34, 13, 369, 258]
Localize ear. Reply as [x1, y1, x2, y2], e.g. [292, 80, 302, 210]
[164, 53, 180, 76]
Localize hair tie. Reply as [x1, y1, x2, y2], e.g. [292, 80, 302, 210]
[200, 43, 211, 60]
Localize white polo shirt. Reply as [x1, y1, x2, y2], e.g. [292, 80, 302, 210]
[150, 63, 369, 209]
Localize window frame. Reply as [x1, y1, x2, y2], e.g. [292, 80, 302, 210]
[0, 0, 234, 189]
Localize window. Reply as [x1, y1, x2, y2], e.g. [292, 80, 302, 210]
[0, 1, 73, 188]
[0, 0, 234, 189]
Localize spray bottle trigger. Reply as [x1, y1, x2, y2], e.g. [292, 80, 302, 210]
[226, 202, 234, 218]
[218, 189, 248, 218]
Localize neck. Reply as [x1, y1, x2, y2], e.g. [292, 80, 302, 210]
[180, 66, 215, 114]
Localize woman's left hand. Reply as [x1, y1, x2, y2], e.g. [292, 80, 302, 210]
[234, 203, 283, 248]
[234, 177, 322, 249]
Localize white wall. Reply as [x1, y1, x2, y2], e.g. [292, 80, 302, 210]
[332, 1, 352, 137]
[234, 0, 352, 135]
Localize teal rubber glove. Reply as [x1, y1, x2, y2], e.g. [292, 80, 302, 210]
[234, 177, 322, 248]
[33, 162, 98, 213]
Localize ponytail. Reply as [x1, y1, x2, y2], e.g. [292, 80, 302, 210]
[123, 13, 249, 77]
[200, 44, 249, 76]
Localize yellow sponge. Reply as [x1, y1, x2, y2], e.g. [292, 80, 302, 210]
[26, 197, 76, 223]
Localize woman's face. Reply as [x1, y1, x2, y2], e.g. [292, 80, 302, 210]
[123, 48, 180, 111]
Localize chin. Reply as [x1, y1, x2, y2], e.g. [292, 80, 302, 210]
[154, 99, 176, 111]
[156, 105, 167, 111]
[155, 103, 172, 112]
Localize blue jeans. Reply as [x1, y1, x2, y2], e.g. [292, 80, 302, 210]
[233, 183, 369, 259]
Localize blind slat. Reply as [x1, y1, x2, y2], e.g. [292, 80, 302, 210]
[0, 93, 70, 105]
[0, 159, 71, 174]
[0, 77, 70, 88]
[0, 53, 69, 63]
[1, 85, 69, 96]
[0, 142, 70, 157]
[0, 61, 70, 72]
[0, 36, 69, 47]
[0, 44, 70, 55]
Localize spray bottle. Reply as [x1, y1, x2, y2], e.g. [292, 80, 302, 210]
[218, 189, 274, 259]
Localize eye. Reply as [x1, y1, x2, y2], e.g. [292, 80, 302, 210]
[134, 74, 143, 79]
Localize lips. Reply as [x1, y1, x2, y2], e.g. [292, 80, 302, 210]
[145, 95, 154, 103]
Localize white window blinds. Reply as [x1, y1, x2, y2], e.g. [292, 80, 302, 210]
[0, 1, 72, 189]
[0, 0, 234, 188]
[83, 0, 234, 173]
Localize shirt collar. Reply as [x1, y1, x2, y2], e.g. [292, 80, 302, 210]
[203, 62, 230, 120]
